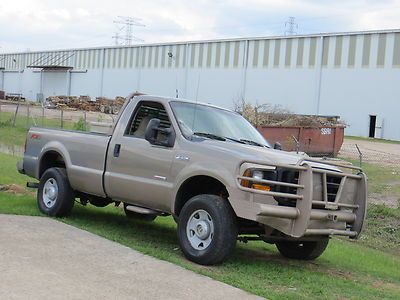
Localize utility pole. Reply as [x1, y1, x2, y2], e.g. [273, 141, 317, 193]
[113, 16, 145, 45]
[285, 17, 298, 35]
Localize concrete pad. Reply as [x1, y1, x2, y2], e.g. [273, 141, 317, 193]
[0, 214, 260, 300]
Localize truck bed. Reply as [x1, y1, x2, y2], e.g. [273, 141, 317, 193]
[23, 127, 111, 197]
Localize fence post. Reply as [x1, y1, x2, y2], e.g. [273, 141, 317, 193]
[26, 102, 30, 128]
[84, 111, 87, 131]
[0, 101, 2, 123]
[12, 102, 20, 127]
[61, 109, 64, 129]
[42, 107, 45, 127]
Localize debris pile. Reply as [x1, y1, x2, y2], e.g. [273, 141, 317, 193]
[235, 100, 345, 128]
[0, 184, 26, 194]
[259, 113, 344, 127]
[44, 95, 125, 114]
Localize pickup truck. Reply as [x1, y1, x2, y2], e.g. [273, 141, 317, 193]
[18, 93, 367, 265]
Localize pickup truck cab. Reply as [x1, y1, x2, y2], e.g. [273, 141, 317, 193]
[18, 93, 367, 265]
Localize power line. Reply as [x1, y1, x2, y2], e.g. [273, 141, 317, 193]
[113, 16, 145, 45]
[285, 16, 298, 35]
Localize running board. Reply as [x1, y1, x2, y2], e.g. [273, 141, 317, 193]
[125, 205, 160, 215]
[26, 182, 39, 189]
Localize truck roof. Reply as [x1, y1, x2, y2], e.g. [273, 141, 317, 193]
[133, 94, 234, 113]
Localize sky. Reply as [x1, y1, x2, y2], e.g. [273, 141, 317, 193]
[1, 0, 400, 53]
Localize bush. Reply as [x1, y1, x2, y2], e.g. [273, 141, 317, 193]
[73, 118, 87, 131]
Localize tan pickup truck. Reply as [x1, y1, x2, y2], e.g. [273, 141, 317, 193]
[18, 93, 367, 265]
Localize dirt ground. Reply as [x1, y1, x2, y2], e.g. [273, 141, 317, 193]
[339, 138, 400, 168]
[340, 138, 400, 208]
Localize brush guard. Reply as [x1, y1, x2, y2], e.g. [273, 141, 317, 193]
[236, 158, 367, 239]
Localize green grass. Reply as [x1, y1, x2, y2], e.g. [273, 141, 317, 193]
[0, 152, 399, 299]
[345, 135, 400, 145]
[0, 111, 79, 147]
[343, 158, 400, 198]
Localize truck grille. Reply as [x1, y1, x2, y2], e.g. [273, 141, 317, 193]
[327, 175, 341, 202]
[274, 168, 342, 208]
[273, 168, 299, 207]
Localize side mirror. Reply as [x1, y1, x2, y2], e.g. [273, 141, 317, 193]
[273, 142, 282, 150]
[145, 118, 175, 147]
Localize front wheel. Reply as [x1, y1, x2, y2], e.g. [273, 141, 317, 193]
[37, 167, 75, 217]
[275, 239, 329, 260]
[178, 194, 238, 265]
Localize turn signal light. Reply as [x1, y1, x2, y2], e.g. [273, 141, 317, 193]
[251, 184, 271, 191]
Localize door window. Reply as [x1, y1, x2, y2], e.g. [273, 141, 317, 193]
[125, 101, 172, 140]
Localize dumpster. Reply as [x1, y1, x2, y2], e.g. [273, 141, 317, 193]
[0, 90, 5, 100]
[258, 125, 345, 157]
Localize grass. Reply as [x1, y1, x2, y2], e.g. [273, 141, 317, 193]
[0, 110, 80, 147]
[0, 152, 399, 299]
[343, 158, 400, 200]
[345, 135, 400, 145]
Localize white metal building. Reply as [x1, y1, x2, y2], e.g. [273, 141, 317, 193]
[1, 29, 399, 140]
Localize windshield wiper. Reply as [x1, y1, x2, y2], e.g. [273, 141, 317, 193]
[192, 132, 226, 141]
[192, 132, 265, 147]
[239, 139, 266, 147]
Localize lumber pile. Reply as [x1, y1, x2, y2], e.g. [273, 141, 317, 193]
[44, 95, 125, 114]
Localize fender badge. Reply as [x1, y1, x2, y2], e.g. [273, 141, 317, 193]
[175, 155, 190, 161]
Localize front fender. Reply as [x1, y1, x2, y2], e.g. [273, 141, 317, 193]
[171, 161, 237, 214]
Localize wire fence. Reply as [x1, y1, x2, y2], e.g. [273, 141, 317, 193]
[0, 100, 114, 131]
[339, 139, 400, 208]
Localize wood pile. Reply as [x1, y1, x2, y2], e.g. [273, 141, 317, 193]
[44, 95, 126, 114]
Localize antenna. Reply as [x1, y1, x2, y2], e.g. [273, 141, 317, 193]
[191, 74, 201, 132]
[168, 51, 179, 98]
[113, 16, 145, 45]
[285, 16, 298, 35]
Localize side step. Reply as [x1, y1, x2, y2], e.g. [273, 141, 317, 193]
[26, 182, 39, 189]
[125, 205, 160, 215]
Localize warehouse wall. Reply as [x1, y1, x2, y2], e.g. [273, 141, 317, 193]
[1, 30, 400, 140]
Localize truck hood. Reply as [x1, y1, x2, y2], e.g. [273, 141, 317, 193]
[200, 140, 340, 171]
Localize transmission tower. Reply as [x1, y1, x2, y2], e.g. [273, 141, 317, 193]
[285, 17, 298, 35]
[113, 16, 145, 45]
[112, 31, 121, 45]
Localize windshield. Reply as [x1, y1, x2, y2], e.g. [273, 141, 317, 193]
[170, 101, 270, 147]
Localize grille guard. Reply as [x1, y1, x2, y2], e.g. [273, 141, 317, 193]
[236, 158, 367, 239]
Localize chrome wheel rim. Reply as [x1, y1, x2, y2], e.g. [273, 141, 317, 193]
[43, 178, 58, 208]
[186, 209, 214, 250]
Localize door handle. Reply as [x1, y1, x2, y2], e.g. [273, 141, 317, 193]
[113, 144, 121, 157]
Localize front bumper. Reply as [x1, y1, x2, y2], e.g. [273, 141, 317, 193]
[233, 158, 367, 239]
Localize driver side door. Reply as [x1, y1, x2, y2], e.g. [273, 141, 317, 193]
[104, 100, 176, 212]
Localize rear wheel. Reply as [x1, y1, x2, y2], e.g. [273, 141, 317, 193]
[178, 194, 237, 265]
[123, 203, 157, 221]
[275, 239, 329, 260]
[37, 167, 74, 217]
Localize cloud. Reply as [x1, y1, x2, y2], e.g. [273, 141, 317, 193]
[0, 0, 400, 53]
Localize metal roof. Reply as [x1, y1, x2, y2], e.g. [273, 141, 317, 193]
[1, 28, 400, 56]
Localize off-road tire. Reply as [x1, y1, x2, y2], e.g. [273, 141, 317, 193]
[37, 167, 75, 217]
[276, 239, 329, 260]
[178, 194, 238, 265]
[123, 203, 157, 221]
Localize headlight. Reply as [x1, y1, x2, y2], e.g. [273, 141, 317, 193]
[240, 168, 276, 192]
[252, 170, 264, 180]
